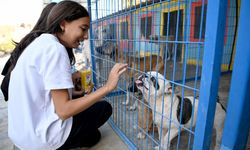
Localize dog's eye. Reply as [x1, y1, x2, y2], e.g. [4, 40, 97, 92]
[150, 76, 159, 90]
[138, 76, 143, 81]
[139, 74, 147, 81]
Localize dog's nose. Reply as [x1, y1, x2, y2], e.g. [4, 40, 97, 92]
[128, 82, 138, 92]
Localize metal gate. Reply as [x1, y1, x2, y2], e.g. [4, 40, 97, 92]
[86, 0, 249, 149]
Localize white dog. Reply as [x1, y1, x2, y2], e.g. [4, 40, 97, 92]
[130, 71, 226, 150]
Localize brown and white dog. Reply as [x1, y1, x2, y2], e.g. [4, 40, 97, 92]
[111, 47, 164, 110]
[128, 84, 155, 139]
[130, 71, 226, 149]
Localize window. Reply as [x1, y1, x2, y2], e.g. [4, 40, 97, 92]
[194, 4, 207, 39]
[140, 16, 152, 39]
[190, 1, 207, 41]
[162, 10, 184, 61]
[120, 21, 128, 39]
[162, 10, 183, 38]
[109, 23, 116, 39]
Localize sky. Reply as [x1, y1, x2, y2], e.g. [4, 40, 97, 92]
[0, 0, 44, 25]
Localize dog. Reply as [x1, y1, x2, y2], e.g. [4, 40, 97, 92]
[130, 71, 226, 150]
[111, 47, 165, 110]
[150, 35, 175, 61]
[128, 82, 156, 139]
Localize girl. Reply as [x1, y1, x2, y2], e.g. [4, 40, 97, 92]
[8, 1, 127, 149]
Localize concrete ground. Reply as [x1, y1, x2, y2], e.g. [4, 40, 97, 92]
[0, 54, 128, 150]
[0, 98, 128, 150]
[0, 100, 128, 150]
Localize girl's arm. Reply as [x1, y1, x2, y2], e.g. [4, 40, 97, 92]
[51, 63, 127, 120]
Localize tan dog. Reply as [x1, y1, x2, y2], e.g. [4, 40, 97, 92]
[131, 71, 226, 149]
[150, 35, 175, 61]
[111, 47, 164, 138]
[128, 82, 156, 139]
[110, 47, 164, 110]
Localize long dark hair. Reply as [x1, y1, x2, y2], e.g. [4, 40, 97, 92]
[10, 0, 89, 67]
[10, 2, 57, 68]
[46, 0, 89, 65]
[33, 2, 57, 31]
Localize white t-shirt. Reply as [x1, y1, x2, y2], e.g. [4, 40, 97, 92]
[8, 34, 74, 149]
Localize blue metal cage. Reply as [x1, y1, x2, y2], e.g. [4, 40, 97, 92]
[86, 0, 249, 149]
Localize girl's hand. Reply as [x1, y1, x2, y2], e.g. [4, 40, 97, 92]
[72, 71, 81, 81]
[105, 63, 128, 92]
[85, 83, 94, 94]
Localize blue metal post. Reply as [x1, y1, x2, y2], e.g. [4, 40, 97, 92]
[87, 0, 98, 87]
[193, 0, 228, 149]
[221, 0, 250, 149]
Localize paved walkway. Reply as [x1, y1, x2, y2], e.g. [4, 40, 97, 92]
[0, 53, 12, 149]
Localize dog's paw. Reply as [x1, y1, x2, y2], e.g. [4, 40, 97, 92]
[129, 105, 137, 111]
[122, 101, 129, 105]
[154, 146, 159, 150]
[137, 132, 146, 139]
[154, 144, 169, 150]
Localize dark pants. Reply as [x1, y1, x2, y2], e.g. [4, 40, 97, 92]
[57, 100, 112, 149]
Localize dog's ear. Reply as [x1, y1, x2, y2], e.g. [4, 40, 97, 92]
[174, 86, 180, 94]
[164, 82, 180, 95]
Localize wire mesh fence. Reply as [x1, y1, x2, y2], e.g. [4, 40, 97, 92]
[86, 0, 238, 149]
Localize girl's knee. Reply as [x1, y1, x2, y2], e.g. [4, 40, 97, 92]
[99, 101, 112, 118]
[104, 101, 112, 116]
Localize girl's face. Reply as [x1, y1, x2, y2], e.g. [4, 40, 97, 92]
[58, 16, 90, 48]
